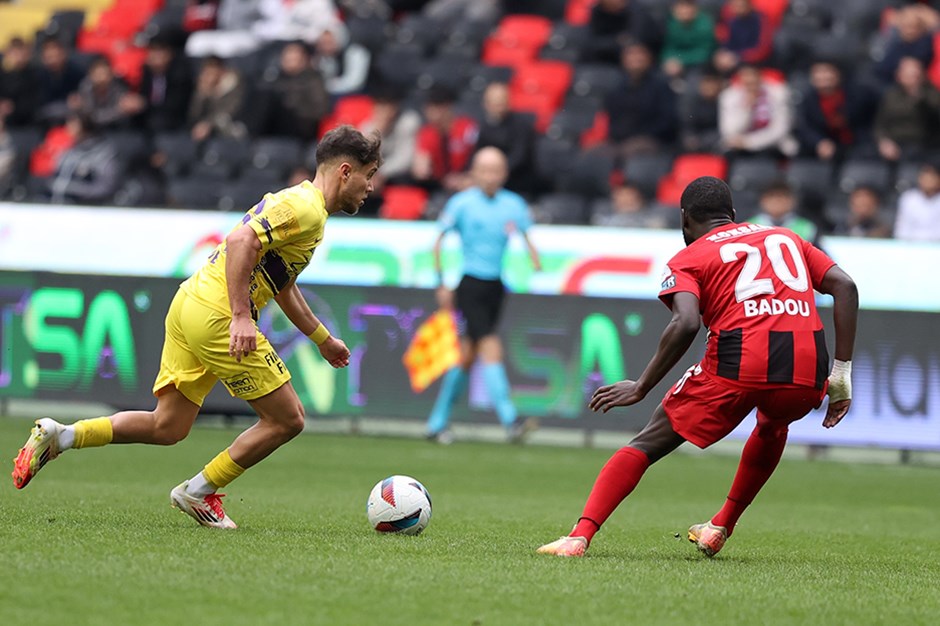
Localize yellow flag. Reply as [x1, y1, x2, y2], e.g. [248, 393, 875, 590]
[402, 309, 461, 393]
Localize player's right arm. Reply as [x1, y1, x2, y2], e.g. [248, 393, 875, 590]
[816, 264, 859, 428]
[225, 224, 262, 362]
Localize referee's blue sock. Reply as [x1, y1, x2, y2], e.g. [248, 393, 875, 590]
[483, 362, 517, 428]
[426, 367, 467, 435]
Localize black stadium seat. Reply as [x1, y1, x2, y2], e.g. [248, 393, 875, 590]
[533, 192, 590, 225]
[167, 176, 222, 210]
[728, 157, 782, 194]
[571, 64, 622, 98]
[839, 159, 892, 194]
[786, 157, 834, 198]
[623, 153, 674, 199]
[154, 131, 198, 177]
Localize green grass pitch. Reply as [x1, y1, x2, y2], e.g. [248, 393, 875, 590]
[1, 416, 938, 625]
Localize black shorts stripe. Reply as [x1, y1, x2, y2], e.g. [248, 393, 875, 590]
[716, 328, 743, 380]
[814, 329, 829, 390]
[257, 250, 290, 294]
[767, 331, 795, 384]
[455, 275, 505, 341]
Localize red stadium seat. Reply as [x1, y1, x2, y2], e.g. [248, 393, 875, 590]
[318, 95, 375, 139]
[565, 0, 594, 26]
[580, 111, 609, 149]
[110, 46, 148, 88]
[751, 0, 789, 30]
[380, 185, 428, 220]
[929, 32, 940, 89]
[656, 154, 728, 206]
[510, 61, 573, 104]
[482, 15, 553, 68]
[509, 90, 559, 133]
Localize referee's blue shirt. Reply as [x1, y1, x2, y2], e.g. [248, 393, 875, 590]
[438, 187, 534, 281]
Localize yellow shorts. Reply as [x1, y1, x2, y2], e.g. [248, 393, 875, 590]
[153, 289, 291, 406]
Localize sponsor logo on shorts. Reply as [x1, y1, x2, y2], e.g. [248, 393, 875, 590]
[223, 372, 258, 396]
[264, 351, 285, 374]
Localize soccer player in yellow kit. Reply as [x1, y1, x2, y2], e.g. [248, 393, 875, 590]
[12, 125, 382, 528]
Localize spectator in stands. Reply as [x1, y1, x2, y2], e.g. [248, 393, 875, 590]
[264, 42, 330, 141]
[422, 0, 500, 24]
[0, 38, 39, 128]
[680, 69, 723, 152]
[588, 0, 661, 65]
[835, 186, 891, 238]
[475, 82, 536, 195]
[188, 56, 247, 143]
[876, 4, 938, 85]
[36, 38, 85, 124]
[46, 114, 123, 205]
[186, 0, 343, 57]
[797, 60, 878, 162]
[127, 37, 194, 133]
[592, 183, 667, 228]
[750, 180, 817, 241]
[359, 85, 420, 186]
[894, 161, 940, 241]
[713, 0, 773, 75]
[315, 27, 371, 97]
[605, 41, 678, 159]
[69, 58, 132, 131]
[875, 57, 940, 162]
[412, 86, 478, 193]
[661, 0, 716, 79]
[0, 118, 15, 197]
[719, 65, 797, 158]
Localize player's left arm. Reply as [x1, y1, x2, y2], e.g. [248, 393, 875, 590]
[816, 264, 859, 428]
[273, 281, 350, 369]
[590, 292, 701, 413]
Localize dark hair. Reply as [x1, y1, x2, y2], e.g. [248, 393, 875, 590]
[315, 124, 383, 168]
[680, 176, 734, 222]
[760, 179, 793, 197]
[851, 185, 881, 201]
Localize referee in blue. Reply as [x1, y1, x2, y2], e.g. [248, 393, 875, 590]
[427, 147, 542, 444]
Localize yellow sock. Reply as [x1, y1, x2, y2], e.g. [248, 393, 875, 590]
[72, 417, 113, 449]
[202, 448, 245, 489]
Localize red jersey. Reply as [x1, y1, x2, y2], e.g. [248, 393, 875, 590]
[659, 223, 836, 389]
[415, 117, 478, 180]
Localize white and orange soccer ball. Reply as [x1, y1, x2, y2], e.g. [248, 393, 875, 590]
[366, 475, 432, 535]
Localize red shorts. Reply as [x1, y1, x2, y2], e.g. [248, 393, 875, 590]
[661, 364, 827, 449]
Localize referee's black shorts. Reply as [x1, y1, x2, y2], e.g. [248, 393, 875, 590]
[455, 275, 506, 341]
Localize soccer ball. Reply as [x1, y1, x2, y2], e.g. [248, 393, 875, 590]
[366, 475, 432, 535]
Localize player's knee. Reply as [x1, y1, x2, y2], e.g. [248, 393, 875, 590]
[152, 422, 190, 446]
[281, 404, 306, 439]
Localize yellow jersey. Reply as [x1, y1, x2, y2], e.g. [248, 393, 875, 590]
[180, 180, 327, 319]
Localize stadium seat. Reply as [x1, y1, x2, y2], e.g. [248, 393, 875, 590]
[838, 159, 892, 194]
[219, 179, 282, 212]
[728, 157, 782, 194]
[374, 43, 426, 88]
[623, 153, 674, 200]
[558, 148, 613, 198]
[895, 161, 922, 194]
[533, 192, 590, 224]
[318, 95, 375, 140]
[535, 136, 578, 186]
[345, 16, 389, 53]
[6, 127, 44, 199]
[541, 23, 589, 63]
[546, 105, 599, 142]
[193, 137, 251, 180]
[571, 64, 622, 98]
[785, 157, 834, 198]
[466, 65, 515, 93]
[441, 19, 496, 57]
[110, 46, 148, 88]
[657, 154, 728, 206]
[167, 176, 223, 210]
[565, 0, 593, 26]
[380, 185, 429, 220]
[0, 6, 52, 49]
[482, 15, 553, 68]
[154, 131, 198, 177]
[417, 55, 472, 93]
[43, 11, 87, 48]
[394, 14, 447, 54]
[510, 61, 573, 107]
[248, 137, 305, 180]
[509, 90, 558, 133]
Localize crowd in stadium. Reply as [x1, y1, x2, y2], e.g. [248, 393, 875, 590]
[1, 0, 940, 241]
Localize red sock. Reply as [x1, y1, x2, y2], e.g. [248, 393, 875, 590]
[711, 425, 788, 536]
[572, 446, 650, 544]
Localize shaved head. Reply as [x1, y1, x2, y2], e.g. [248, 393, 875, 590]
[471, 147, 509, 196]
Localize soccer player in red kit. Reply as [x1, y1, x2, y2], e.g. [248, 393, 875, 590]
[538, 176, 858, 558]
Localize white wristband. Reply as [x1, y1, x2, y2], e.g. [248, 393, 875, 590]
[827, 359, 852, 403]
